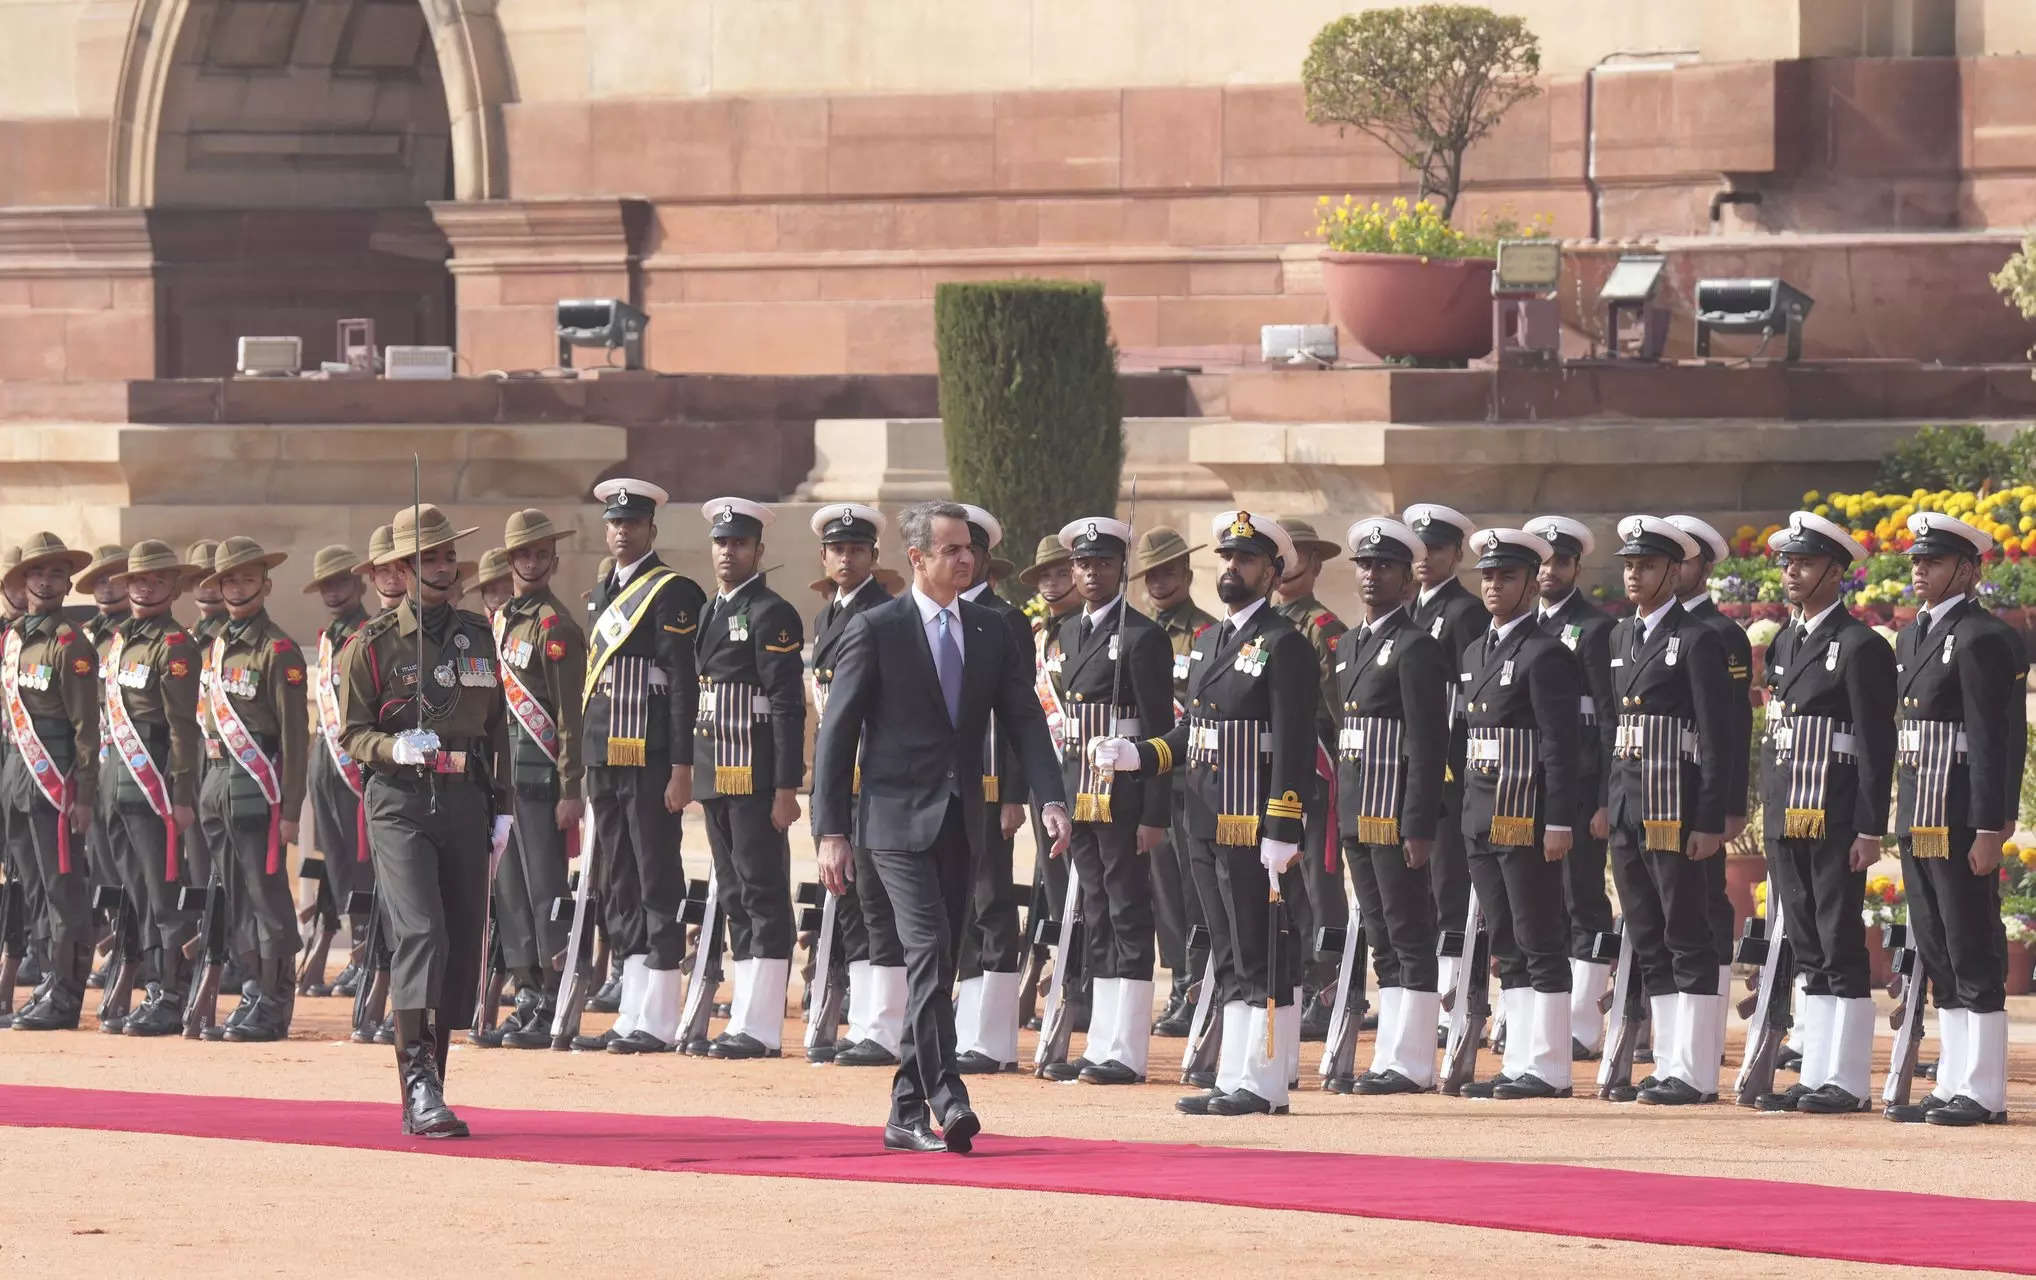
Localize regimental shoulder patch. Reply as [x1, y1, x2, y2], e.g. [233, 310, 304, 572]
[284, 666, 304, 685]
[72, 656, 92, 675]
[168, 658, 190, 678]
[273, 639, 294, 654]
[545, 638, 566, 661]
[1328, 631, 1338, 651]
[166, 631, 187, 645]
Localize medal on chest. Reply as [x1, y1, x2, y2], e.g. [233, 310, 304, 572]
[1562, 624, 1581, 652]
[1665, 636, 1680, 667]
[1376, 637, 1394, 667]
[1499, 659, 1515, 687]
[433, 661, 455, 689]
[458, 653, 497, 687]
[728, 613, 750, 642]
[19, 663, 51, 692]
[118, 659, 152, 690]
[1430, 617, 1445, 640]
[1107, 633, 1120, 662]
[222, 665, 259, 699]
[1942, 633, 1956, 664]
[502, 637, 534, 669]
[1171, 653, 1189, 680]
[1825, 640, 1840, 672]
[1234, 639, 1266, 677]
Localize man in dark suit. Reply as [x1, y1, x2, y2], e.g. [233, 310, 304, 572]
[1403, 502, 1489, 1030]
[1750, 512, 1895, 1116]
[806, 504, 905, 1068]
[813, 501, 1071, 1154]
[1887, 512, 2021, 1127]
[1603, 516, 1733, 1106]
[1041, 516, 1175, 1085]
[1332, 517, 1448, 1095]
[1525, 515, 1619, 1059]
[1455, 529, 1584, 1099]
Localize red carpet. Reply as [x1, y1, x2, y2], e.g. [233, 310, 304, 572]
[4, 1083, 2030, 1273]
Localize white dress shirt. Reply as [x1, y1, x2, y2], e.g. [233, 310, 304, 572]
[912, 586, 966, 662]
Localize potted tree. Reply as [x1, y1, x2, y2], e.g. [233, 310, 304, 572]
[1303, 5, 1541, 363]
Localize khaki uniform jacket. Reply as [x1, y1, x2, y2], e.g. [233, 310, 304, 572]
[4, 613, 102, 812]
[335, 599, 511, 816]
[200, 610, 310, 817]
[107, 612, 203, 810]
[494, 588, 587, 799]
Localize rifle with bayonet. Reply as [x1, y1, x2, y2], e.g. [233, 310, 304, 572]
[1439, 889, 1489, 1096]
[548, 807, 600, 1049]
[1595, 916, 1642, 1098]
[0, 878, 24, 1020]
[1317, 908, 1369, 1092]
[676, 871, 722, 1052]
[295, 856, 339, 994]
[348, 888, 390, 1038]
[1031, 866, 1083, 1075]
[1882, 923, 1929, 1114]
[179, 875, 227, 1038]
[92, 884, 142, 1026]
[1732, 889, 1794, 1105]
[797, 880, 849, 1061]
[1179, 923, 1222, 1085]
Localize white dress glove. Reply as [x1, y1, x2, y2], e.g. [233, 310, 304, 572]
[1259, 837, 1300, 875]
[1089, 737, 1140, 771]
[489, 814, 513, 860]
[391, 728, 440, 766]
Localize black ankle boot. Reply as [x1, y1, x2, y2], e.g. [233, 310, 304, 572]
[395, 1010, 469, 1138]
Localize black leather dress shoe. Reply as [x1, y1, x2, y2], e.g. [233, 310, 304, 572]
[713, 1001, 733, 1019]
[587, 974, 622, 1014]
[1755, 1083, 1812, 1113]
[1354, 1069, 1424, 1096]
[709, 1032, 778, 1060]
[1299, 997, 1332, 1043]
[1184, 1069, 1216, 1089]
[1459, 1073, 1514, 1099]
[1152, 1005, 1194, 1038]
[609, 1029, 676, 1055]
[1924, 1095, 2008, 1127]
[1207, 1088, 1287, 1116]
[806, 1042, 840, 1064]
[1078, 1059, 1141, 1085]
[329, 963, 362, 998]
[1175, 1089, 1225, 1115]
[883, 1119, 946, 1153]
[571, 1029, 619, 1052]
[1603, 1075, 1655, 1103]
[1916, 1058, 1937, 1081]
[835, 1039, 898, 1067]
[1572, 1038, 1601, 1061]
[1494, 1074, 1570, 1100]
[1798, 1084, 1869, 1115]
[1637, 1077, 1706, 1106]
[940, 1107, 981, 1153]
[1323, 1074, 1357, 1095]
[1886, 1095, 1951, 1123]
[955, 1050, 1008, 1074]
[1776, 1046, 1803, 1073]
[1040, 1056, 1091, 1082]
[681, 1035, 715, 1056]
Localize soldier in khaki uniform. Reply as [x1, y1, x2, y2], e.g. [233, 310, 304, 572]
[75, 545, 132, 998]
[2, 534, 102, 1031]
[99, 541, 204, 1037]
[473, 548, 514, 616]
[1131, 527, 1214, 1035]
[180, 540, 227, 896]
[301, 545, 373, 998]
[1274, 517, 1350, 1038]
[195, 537, 309, 1044]
[333, 525, 403, 1029]
[337, 503, 512, 1138]
[483, 511, 584, 1049]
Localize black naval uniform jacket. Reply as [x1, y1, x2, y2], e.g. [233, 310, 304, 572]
[809, 573, 892, 821]
[584, 554, 704, 768]
[1684, 595, 1753, 823]
[1459, 616, 1584, 844]
[1607, 602, 1732, 838]
[1759, 604, 1896, 845]
[1134, 599, 1316, 847]
[1052, 598, 1176, 829]
[692, 576, 806, 801]
[1412, 577, 1491, 781]
[1893, 597, 2021, 843]
[1538, 591, 1618, 815]
[964, 582, 1036, 809]
[1330, 606, 1448, 844]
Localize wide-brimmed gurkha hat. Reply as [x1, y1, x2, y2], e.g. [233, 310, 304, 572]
[812, 503, 885, 546]
[1277, 517, 1342, 562]
[595, 477, 667, 521]
[1904, 511, 1991, 560]
[505, 509, 573, 552]
[1018, 534, 1074, 587]
[75, 544, 130, 594]
[1768, 511, 1866, 564]
[1129, 526, 1203, 579]
[702, 496, 772, 540]
[1059, 516, 1133, 559]
[377, 503, 479, 566]
[1403, 503, 1475, 548]
[5, 532, 93, 590]
[111, 540, 196, 587]
[1345, 517, 1423, 564]
[302, 544, 364, 591]
[354, 525, 395, 575]
[1666, 514, 1730, 563]
[201, 536, 287, 589]
[1615, 514, 1700, 562]
[1524, 515, 1594, 559]
[180, 539, 220, 590]
[1212, 510, 1297, 569]
[474, 547, 511, 587]
[957, 504, 1003, 552]
[1472, 527, 1554, 571]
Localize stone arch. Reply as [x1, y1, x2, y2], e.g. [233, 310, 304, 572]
[105, 0, 512, 207]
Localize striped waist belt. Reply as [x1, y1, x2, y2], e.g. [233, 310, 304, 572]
[1188, 717, 1271, 847]
[1468, 726, 1540, 848]
[1616, 713, 1692, 852]
[1611, 718, 1700, 761]
[698, 679, 768, 795]
[601, 667, 670, 691]
[1900, 719, 1968, 859]
[1067, 703, 1140, 821]
[1770, 714, 1852, 840]
[1340, 715, 1404, 846]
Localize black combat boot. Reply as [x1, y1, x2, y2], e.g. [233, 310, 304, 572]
[395, 1010, 469, 1138]
[226, 956, 296, 1042]
[124, 983, 186, 1037]
[203, 977, 262, 1041]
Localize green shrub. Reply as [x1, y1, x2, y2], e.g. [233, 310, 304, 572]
[1877, 425, 2013, 495]
[936, 280, 1123, 590]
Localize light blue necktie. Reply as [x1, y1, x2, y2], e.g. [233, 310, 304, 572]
[935, 608, 964, 725]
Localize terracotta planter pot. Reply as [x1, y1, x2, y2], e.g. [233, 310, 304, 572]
[1750, 602, 1790, 624]
[1891, 605, 1919, 629]
[1866, 927, 1895, 988]
[1725, 854, 1766, 942]
[1320, 252, 1497, 362]
[2008, 941, 2034, 997]
[1719, 602, 1751, 621]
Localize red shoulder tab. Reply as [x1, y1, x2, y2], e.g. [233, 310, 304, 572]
[1192, 623, 1209, 638]
[55, 626, 74, 645]
[166, 631, 187, 645]
[1315, 612, 1335, 629]
[273, 638, 295, 654]
[540, 614, 557, 630]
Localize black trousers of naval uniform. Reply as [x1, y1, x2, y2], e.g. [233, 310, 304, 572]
[310, 743, 376, 951]
[1705, 840, 1734, 968]
[958, 801, 1023, 980]
[869, 796, 973, 1127]
[1430, 776, 1472, 942]
[1187, 835, 1300, 1007]
[703, 792, 794, 962]
[198, 766, 300, 963]
[1294, 773, 1345, 981]
[1607, 818, 1718, 997]
[588, 762, 685, 970]
[496, 782, 571, 979]
[1466, 833, 1572, 991]
[1902, 829, 2008, 1013]
[1563, 808, 1614, 961]
[364, 771, 490, 1024]
[1345, 838, 1439, 991]
[110, 801, 195, 981]
[1065, 810, 1154, 983]
[4, 793, 91, 992]
[1770, 831, 1870, 999]
[1150, 783, 1204, 976]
